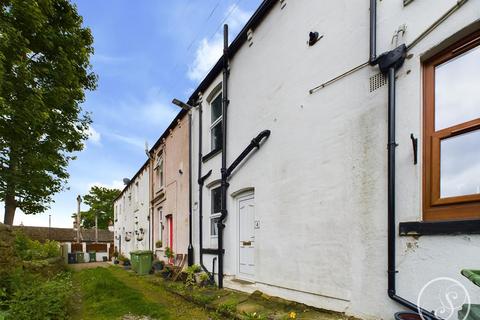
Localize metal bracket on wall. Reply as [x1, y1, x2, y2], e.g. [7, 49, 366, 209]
[410, 133, 418, 165]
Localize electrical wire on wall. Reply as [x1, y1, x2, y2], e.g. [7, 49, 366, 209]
[308, 0, 469, 95]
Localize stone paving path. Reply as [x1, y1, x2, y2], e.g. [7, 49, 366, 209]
[68, 261, 111, 271]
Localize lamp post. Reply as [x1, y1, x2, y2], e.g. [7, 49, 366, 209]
[76, 195, 82, 243]
[172, 98, 195, 266]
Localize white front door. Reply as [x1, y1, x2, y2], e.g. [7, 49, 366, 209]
[238, 195, 255, 280]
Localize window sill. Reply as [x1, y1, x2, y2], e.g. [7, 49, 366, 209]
[202, 148, 222, 162]
[399, 219, 480, 236]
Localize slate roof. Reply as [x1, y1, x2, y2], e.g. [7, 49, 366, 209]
[12, 225, 113, 243]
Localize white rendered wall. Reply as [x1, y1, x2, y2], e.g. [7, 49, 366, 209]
[191, 1, 480, 319]
[114, 165, 150, 257]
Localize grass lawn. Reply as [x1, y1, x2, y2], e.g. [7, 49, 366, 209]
[73, 267, 170, 319]
[72, 266, 213, 320]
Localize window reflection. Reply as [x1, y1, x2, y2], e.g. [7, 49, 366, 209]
[440, 129, 480, 198]
[435, 46, 480, 130]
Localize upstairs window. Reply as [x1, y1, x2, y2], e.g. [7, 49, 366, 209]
[210, 93, 223, 151]
[155, 153, 164, 189]
[423, 30, 480, 221]
[210, 187, 222, 237]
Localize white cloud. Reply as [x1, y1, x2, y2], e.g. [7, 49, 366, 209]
[187, 37, 223, 82]
[140, 100, 178, 125]
[111, 87, 179, 127]
[187, 4, 252, 82]
[225, 4, 251, 31]
[104, 131, 146, 150]
[88, 180, 125, 191]
[87, 126, 101, 145]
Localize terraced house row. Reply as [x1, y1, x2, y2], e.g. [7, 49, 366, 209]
[114, 0, 480, 319]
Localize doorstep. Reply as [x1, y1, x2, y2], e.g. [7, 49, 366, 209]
[148, 274, 356, 320]
[224, 275, 258, 294]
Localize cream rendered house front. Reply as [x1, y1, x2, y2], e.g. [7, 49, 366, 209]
[149, 111, 190, 262]
[189, 1, 480, 319]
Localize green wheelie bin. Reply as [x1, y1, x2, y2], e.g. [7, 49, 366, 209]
[130, 251, 140, 272]
[136, 251, 153, 275]
[75, 252, 85, 263]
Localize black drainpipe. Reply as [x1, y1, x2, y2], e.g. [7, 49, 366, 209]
[370, 1, 440, 318]
[218, 24, 229, 289]
[196, 96, 214, 280]
[369, 0, 377, 64]
[187, 110, 194, 266]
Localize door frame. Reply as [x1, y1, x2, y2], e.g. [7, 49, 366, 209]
[236, 191, 255, 282]
[165, 215, 173, 249]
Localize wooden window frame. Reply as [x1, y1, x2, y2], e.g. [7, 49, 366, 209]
[423, 29, 480, 221]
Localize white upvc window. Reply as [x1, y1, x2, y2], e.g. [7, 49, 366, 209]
[155, 152, 164, 189]
[210, 187, 221, 237]
[210, 93, 223, 151]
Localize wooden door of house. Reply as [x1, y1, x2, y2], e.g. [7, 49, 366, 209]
[238, 194, 255, 281]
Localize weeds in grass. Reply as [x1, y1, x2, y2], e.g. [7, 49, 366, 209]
[242, 311, 267, 320]
[74, 267, 169, 319]
[216, 301, 236, 315]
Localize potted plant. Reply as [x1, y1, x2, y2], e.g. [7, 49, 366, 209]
[155, 240, 162, 248]
[123, 258, 131, 269]
[152, 260, 164, 272]
[186, 265, 202, 287]
[117, 254, 127, 265]
[164, 247, 174, 260]
[136, 228, 144, 241]
[113, 251, 119, 264]
[199, 272, 211, 287]
[160, 264, 173, 279]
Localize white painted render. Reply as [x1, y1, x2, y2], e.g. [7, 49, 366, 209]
[113, 165, 150, 257]
[190, 1, 480, 319]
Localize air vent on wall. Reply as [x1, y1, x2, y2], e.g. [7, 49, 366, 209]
[369, 73, 387, 92]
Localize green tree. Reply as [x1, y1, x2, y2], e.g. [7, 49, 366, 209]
[74, 186, 121, 230]
[0, 0, 97, 224]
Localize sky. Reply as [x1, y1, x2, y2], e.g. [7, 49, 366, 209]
[2, 0, 262, 228]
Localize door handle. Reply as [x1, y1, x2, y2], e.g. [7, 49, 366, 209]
[242, 241, 252, 246]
